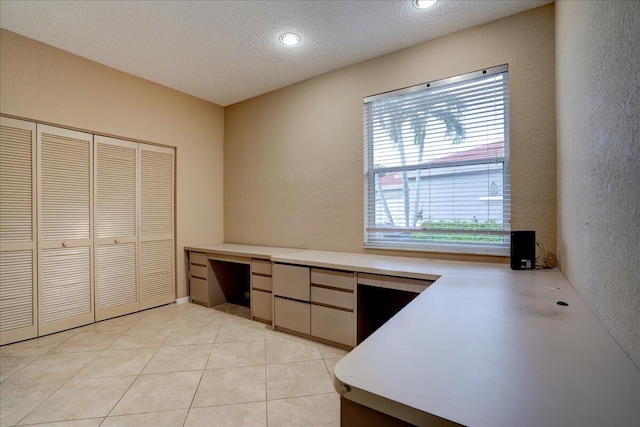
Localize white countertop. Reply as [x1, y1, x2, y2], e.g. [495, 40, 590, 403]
[185, 242, 303, 260]
[185, 244, 640, 426]
[272, 249, 511, 282]
[333, 265, 640, 426]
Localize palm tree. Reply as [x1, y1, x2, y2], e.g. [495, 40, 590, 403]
[377, 98, 411, 227]
[376, 91, 466, 228]
[374, 165, 394, 226]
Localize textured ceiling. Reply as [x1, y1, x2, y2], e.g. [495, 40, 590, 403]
[0, 0, 551, 106]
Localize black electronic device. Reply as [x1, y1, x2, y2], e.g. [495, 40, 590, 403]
[510, 231, 536, 270]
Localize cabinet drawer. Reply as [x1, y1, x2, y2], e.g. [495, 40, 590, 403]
[190, 251, 207, 266]
[357, 273, 383, 287]
[273, 264, 310, 301]
[275, 297, 310, 335]
[252, 259, 272, 276]
[251, 289, 272, 321]
[190, 264, 207, 279]
[190, 277, 208, 305]
[358, 273, 431, 294]
[311, 305, 354, 347]
[252, 274, 272, 291]
[311, 268, 354, 290]
[382, 276, 432, 293]
[311, 286, 353, 310]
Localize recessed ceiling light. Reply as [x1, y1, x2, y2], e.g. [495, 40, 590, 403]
[279, 33, 301, 46]
[413, 0, 437, 9]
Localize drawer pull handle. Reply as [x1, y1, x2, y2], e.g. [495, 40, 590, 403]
[115, 238, 120, 244]
[62, 241, 69, 247]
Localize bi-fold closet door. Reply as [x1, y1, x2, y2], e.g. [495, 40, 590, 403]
[0, 118, 38, 345]
[0, 118, 175, 344]
[94, 136, 139, 321]
[37, 124, 95, 336]
[94, 138, 176, 317]
[139, 144, 175, 310]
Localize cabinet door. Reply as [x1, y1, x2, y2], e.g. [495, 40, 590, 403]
[274, 297, 310, 335]
[94, 136, 139, 321]
[311, 305, 354, 348]
[0, 118, 38, 345]
[273, 264, 310, 301]
[251, 288, 272, 322]
[37, 124, 94, 335]
[139, 144, 175, 309]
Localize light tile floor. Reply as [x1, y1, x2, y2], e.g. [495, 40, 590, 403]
[0, 303, 347, 427]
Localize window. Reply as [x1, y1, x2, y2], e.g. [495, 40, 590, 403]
[363, 65, 510, 255]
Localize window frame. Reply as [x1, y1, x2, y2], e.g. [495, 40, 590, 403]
[363, 65, 511, 255]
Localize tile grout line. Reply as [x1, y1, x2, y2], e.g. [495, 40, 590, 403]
[100, 310, 166, 425]
[10, 325, 130, 426]
[12, 377, 68, 426]
[3, 303, 342, 426]
[99, 307, 183, 423]
[182, 306, 224, 427]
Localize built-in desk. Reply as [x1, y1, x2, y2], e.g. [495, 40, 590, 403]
[331, 262, 640, 427]
[184, 243, 302, 319]
[186, 244, 640, 426]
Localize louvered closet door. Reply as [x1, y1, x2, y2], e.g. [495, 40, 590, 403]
[37, 125, 94, 335]
[139, 144, 175, 309]
[0, 118, 38, 345]
[94, 136, 139, 321]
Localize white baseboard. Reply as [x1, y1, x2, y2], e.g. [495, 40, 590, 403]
[175, 296, 191, 305]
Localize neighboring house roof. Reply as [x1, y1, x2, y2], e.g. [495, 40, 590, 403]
[434, 141, 504, 164]
[378, 141, 504, 187]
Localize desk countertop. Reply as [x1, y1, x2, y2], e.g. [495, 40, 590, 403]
[272, 249, 509, 282]
[331, 262, 640, 427]
[185, 242, 303, 259]
[185, 244, 640, 426]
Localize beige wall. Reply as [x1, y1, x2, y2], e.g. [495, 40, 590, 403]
[556, 1, 640, 368]
[0, 29, 225, 299]
[224, 4, 556, 262]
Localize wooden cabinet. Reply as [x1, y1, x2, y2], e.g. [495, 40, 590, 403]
[251, 259, 271, 276]
[189, 251, 209, 307]
[273, 263, 310, 301]
[311, 286, 353, 310]
[190, 277, 208, 305]
[273, 263, 310, 336]
[0, 118, 38, 345]
[274, 297, 310, 335]
[251, 288, 272, 322]
[310, 268, 355, 349]
[358, 273, 432, 293]
[311, 305, 354, 348]
[251, 259, 273, 323]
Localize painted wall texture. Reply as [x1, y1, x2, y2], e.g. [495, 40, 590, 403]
[224, 4, 556, 263]
[556, 1, 640, 368]
[0, 29, 225, 299]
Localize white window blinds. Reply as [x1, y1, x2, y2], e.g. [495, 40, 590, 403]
[364, 65, 510, 255]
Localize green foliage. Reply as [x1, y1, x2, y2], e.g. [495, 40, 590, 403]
[411, 218, 503, 243]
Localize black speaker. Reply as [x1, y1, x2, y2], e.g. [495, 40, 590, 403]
[510, 231, 536, 270]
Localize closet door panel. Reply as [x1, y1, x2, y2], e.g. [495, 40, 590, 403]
[39, 246, 92, 335]
[96, 243, 137, 320]
[140, 239, 174, 308]
[139, 144, 175, 309]
[0, 117, 37, 344]
[94, 136, 139, 320]
[39, 132, 91, 242]
[37, 125, 94, 335]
